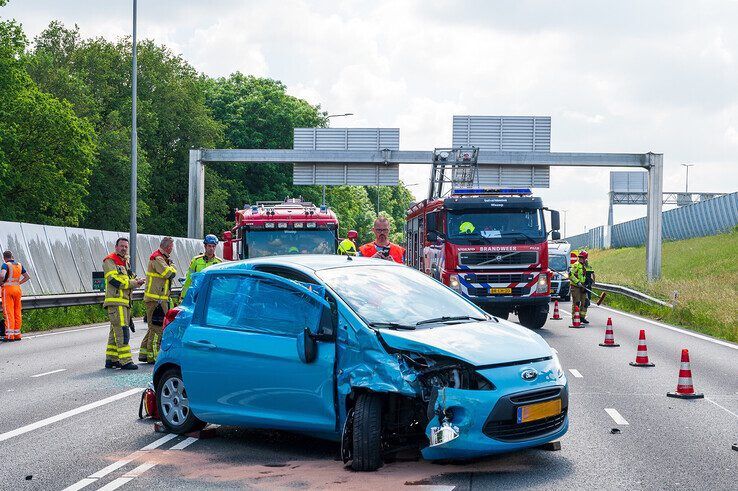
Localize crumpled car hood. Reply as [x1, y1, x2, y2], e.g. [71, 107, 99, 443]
[378, 319, 552, 367]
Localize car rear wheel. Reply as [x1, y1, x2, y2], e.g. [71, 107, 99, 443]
[156, 368, 205, 434]
[351, 393, 383, 471]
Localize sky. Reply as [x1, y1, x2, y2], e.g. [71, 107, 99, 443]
[3, 0, 738, 235]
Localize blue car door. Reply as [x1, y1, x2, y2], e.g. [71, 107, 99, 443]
[181, 270, 337, 433]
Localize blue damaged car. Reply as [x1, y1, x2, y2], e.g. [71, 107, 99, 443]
[153, 255, 568, 471]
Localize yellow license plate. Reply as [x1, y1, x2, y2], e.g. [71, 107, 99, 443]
[516, 399, 562, 424]
[490, 287, 512, 294]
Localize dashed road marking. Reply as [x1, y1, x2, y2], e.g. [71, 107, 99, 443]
[30, 368, 67, 378]
[0, 388, 142, 442]
[605, 408, 629, 425]
[170, 436, 198, 450]
[62, 434, 179, 491]
[706, 398, 738, 420]
[568, 369, 583, 378]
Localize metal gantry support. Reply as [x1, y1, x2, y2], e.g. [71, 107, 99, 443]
[188, 148, 664, 280]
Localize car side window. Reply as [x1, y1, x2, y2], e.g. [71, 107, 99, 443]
[205, 274, 323, 337]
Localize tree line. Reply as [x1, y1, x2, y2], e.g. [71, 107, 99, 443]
[0, 13, 413, 245]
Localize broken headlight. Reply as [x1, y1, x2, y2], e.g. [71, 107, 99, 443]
[395, 351, 494, 401]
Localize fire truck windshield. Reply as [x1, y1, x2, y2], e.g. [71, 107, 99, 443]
[245, 229, 336, 258]
[549, 255, 569, 272]
[447, 209, 545, 244]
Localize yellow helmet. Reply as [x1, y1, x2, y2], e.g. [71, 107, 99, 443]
[459, 221, 475, 234]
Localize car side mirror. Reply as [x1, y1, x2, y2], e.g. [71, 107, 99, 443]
[426, 231, 440, 243]
[551, 231, 561, 240]
[297, 328, 318, 363]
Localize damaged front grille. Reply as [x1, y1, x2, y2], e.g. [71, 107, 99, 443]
[395, 352, 495, 400]
[483, 409, 567, 442]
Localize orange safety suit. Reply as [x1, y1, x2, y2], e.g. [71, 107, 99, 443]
[2, 261, 25, 340]
[359, 242, 406, 264]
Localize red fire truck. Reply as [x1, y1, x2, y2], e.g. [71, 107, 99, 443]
[405, 188, 561, 329]
[222, 198, 339, 260]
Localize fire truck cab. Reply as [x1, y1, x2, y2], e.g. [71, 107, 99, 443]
[222, 198, 339, 260]
[406, 188, 561, 329]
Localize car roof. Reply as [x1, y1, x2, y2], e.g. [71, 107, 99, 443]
[204, 254, 403, 275]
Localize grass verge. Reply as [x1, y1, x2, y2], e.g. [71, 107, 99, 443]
[16, 302, 146, 334]
[590, 230, 738, 344]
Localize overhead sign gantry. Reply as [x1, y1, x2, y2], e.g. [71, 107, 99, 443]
[188, 116, 664, 280]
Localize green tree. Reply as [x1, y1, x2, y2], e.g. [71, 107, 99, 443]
[0, 18, 95, 226]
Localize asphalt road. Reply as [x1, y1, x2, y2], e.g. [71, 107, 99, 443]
[0, 303, 736, 490]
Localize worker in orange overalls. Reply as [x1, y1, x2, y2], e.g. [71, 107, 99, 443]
[1, 250, 31, 341]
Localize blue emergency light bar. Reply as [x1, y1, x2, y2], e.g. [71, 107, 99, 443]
[452, 188, 532, 196]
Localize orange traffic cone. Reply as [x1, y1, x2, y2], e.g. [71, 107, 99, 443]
[667, 349, 704, 399]
[599, 318, 620, 347]
[550, 301, 562, 320]
[569, 306, 583, 328]
[629, 330, 655, 367]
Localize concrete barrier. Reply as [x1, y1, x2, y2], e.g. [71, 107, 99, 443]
[0, 221, 224, 297]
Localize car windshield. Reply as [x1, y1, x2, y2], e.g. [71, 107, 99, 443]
[549, 255, 569, 272]
[245, 229, 336, 258]
[316, 265, 486, 328]
[447, 209, 545, 244]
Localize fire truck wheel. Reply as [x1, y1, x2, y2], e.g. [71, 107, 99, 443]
[517, 305, 548, 330]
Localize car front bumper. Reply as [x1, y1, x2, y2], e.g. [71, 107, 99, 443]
[421, 368, 569, 460]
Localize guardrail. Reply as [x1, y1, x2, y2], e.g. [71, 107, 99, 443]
[595, 282, 673, 308]
[1, 288, 182, 310]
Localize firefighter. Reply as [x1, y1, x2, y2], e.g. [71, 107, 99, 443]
[569, 250, 590, 324]
[103, 238, 145, 369]
[1, 250, 31, 341]
[179, 234, 223, 302]
[359, 217, 405, 263]
[138, 237, 177, 363]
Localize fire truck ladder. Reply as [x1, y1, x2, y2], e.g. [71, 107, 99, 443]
[428, 146, 480, 200]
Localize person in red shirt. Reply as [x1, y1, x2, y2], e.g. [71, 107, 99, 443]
[359, 217, 405, 263]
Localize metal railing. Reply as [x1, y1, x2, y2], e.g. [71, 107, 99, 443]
[595, 282, 673, 308]
[1, 288, 182, 310]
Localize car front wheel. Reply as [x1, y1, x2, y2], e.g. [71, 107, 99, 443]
[156, 368, 206, 434]
[351, 393, 383, 471]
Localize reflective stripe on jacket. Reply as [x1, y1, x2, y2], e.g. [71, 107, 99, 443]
[337, 239, 357, 256]
[144, 249, 177, 302]
[569, 261, 587, 287]
[180, 254, 222, 300]
[103, 253, 135, 307]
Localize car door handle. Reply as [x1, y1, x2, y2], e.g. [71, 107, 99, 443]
[185, 340, 216, 350]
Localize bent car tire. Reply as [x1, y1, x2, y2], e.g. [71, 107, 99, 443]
[351, 393, 383, 471]
[156, 368, 206, 434]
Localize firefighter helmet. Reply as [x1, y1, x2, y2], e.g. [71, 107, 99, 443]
[578, 250, 588, 259]
[459, 221, 475, 234]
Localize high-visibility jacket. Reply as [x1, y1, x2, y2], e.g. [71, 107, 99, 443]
[1, 261, 23, 288]
[337, 239, 357, 256]
[180, 254, 222, 300]
[359, 242, 405, 264]
[103, 253, 136, 307]
[144, 249, 177, 302]
[569, 261, 587, 288]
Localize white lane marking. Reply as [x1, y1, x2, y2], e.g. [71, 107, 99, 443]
[169, 436, 198, 450]
[122, 461, 158, 478]
[63, 434, 180, 491]
[568, 369, 583, 378]
[597, 305, 738, 351]
[63, 478, 98, 491]
[605, 408, 629, 425]
[96, 477, 133, 491]
[30, 368, 67, 378]
[0, 388, 142, 442]
[140, 433, 177, 450]
[25, 323, 108, 339]
[706, 398, 738, 420]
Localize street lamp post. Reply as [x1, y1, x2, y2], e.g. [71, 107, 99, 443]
[130, 0, 138, 272]
[320, 113, 354, 205]
[561, 209, 567, 238]
[681, 163, 694, 193]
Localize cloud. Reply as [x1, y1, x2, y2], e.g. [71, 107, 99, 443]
[2, 0, 737, 235]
